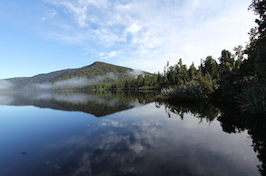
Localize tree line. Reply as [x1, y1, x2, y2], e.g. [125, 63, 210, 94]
[108, 0, 265, 103]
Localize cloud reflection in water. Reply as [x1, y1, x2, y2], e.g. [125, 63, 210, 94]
[0, 92, 260, 176]
[42, 104, 260, 176]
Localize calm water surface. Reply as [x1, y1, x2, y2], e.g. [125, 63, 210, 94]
[0, 91, 262, 176]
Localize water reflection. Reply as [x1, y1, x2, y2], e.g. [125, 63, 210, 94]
[0, 93, 15, 105]
[34, 104, 260, 176]
[217, 104, 266, 176]
[159, 101, 220, 123]
[0, 91, 157, 117]
[160, 101, 266, 176]
[0, 91, 265, 175]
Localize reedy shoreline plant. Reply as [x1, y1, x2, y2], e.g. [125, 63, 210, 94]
[237, 80, 266, 116]
[161, 81, 208, 100]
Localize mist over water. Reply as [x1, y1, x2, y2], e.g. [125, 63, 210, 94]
[26, 72, 118, 90]
[0, 80, 14, 90]
[32, 92, 121, 106]
[2, 71, 146, 91]
[126, 69, 145, 78]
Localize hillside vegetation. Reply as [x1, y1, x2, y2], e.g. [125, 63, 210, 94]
[6, 62, 140, 89]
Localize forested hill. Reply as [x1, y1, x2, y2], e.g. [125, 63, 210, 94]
[6, 61, 142, 89]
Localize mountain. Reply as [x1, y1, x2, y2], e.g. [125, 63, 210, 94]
[6, 62, 145, 90]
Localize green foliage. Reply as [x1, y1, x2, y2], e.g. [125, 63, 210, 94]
[202, 56, 219, 79]
[198, 72, 214, 95]
[160, 69, 215, 102]
[188, 62, 197, 80]
[247, 1, 266, 79]
[237, 80, 266, 116]
[214, 69, 254, 102]
[233, 45, 244, 70]
[161, 81, 207, 100]
[218, 49, 235, 70]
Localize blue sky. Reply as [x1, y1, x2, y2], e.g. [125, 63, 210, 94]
[0, 0, 257, 79]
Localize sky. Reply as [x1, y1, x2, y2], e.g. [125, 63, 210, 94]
[0, 0, 257, 79]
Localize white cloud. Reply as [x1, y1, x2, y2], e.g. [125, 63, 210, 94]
[109, 51, 117, 57]
[43, 0, 256, 72]
[61, 1, 88, 27]
[41, 17, 46, 21]
[126, 23, 141, 34]
[115, 4, 131, 11]
[101, 51, 120, 59]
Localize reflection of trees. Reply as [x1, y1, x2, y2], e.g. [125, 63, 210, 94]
[249, 124, 266, 176]
[217, 104, 266, 175]
[242, 117, 266, 176]
[216, 104, 247, 133]
[161, 102, 220, 123]
[162, 101, 266, 175]
[107, 90, 158, 104]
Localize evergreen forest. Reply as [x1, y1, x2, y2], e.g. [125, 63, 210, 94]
[106, 0, 266, 117]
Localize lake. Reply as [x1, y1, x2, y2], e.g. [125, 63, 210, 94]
[0, 91, 263, 176]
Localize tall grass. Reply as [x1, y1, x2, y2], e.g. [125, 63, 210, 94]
[237, 81, 266, 116]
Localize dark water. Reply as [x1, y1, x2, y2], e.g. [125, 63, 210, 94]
[0, 91, 263, 176]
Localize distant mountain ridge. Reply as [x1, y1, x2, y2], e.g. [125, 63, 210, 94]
[6, 61, 143, 89]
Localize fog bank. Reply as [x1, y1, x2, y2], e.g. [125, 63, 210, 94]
[27, 72, 118, 89]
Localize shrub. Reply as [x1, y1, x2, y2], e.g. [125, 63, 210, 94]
[237, 81, 266, 116]
[161, 81, 207, 100]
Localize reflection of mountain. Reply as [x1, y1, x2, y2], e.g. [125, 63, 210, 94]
[0, 91, 156, 117]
